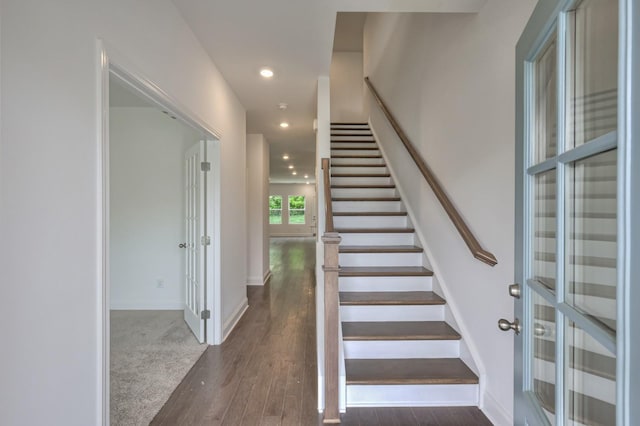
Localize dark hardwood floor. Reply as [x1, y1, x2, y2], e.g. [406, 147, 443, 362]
[151, 238, 492, 426]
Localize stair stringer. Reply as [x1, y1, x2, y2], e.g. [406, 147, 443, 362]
[368, 120, 488, 406]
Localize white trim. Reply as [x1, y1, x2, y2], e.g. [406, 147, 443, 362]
[222, 297, 249, 342]
[368, 120, 488, 405]
[110, 301, 184, 310]
[96, 40, 109, 426]
[247, 269, 272, 286]
[481, 390, 513, 426]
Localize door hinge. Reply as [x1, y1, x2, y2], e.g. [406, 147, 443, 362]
[201, 161, 211, 172]
[200, 309, 211, 320]
[201, 235, 211, 246]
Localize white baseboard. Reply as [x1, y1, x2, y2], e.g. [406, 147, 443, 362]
[222, 297, 249, 342]
[246, 269, 272, 286]
[110, 300, 183, 310]
[481, 390, 512, 426]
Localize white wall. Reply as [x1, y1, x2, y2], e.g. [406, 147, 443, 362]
[109, 107, 201, 309]
[269, 183, 317, 237]
[247, 134, 271, 285]
[363, 3, 535, 424]
[0, 1, 246, 424]
[330, 52, 366, 123]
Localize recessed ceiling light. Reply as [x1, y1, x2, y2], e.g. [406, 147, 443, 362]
[280, 122, 289, 128]
[292, 171, 297, 175]
[260, 68, 274, 78]
[304, 174, 309, 179]
[306, 181, 310, 185]
[282, 154, 289, 160]
[288, 165, 294, 169]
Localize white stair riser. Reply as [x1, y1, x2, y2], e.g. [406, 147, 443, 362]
[331, 142, 378, 148]
[331, 176, 392, 186]
[339, 233, 415, 246]
[538, 199, 616, 214]
[541, 217, 616, 234]
[332, 166, 388, 175]
[331, 157, 385, 166]
[537, 260, 616, 286]
[331, 188, 397, 198]
[339, 252, 422, 267]
[331, 134, 375, 142]
[340, 305, 444, 322]
[331, 127, 371, 135]
[331, 124, 370, 129]
[346, 384, 479, 407]
[333, 201, 403, 213]
[339, 276, 432, 292]
[331, 149, 380, 156]
[536, 237, 616, 258]
[334, 215, 406, 228]
[567, 294, 616, 320]
[344, 340, 460, 359]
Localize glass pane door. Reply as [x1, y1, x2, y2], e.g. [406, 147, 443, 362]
[521, 1, 619, 424]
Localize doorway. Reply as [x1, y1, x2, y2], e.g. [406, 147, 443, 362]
[99, 51, 222, 425]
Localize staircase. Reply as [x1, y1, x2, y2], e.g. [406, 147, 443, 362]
[330, 122, 480, 407]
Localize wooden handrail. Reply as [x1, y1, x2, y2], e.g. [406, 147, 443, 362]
[322, 158, 335, 232]
[320, 157, 340, 423]
[364, 76, 497, 266]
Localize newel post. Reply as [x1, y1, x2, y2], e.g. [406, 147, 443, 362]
[322, 231, 341, 424]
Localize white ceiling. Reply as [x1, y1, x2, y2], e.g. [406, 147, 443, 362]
[109, 75, 155, 108]
[171, 0, 487, 183]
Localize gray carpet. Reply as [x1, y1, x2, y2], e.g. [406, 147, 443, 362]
[110, 310, 207, 426]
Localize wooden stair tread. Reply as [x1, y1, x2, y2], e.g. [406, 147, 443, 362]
[340, 291, 441, 305]
[332, 197, 400, 201]
[331, 184, 394, 188]
[331, 133, 373, 137]
[331, 173, 390, 178]
[331, 164, 386, 167]
[330, 147, 379, 151]
[340, 245, 423, 253]
[331, 122, 369, 125]
[339, 267, 433, 277]
[336, 227, 414, 233]
[343, 321, 460, 341]
[332, 155, 382, 158]
[333, 211, 407, 216]
[345, 358, 478, 385]
[331, 138, 376, 143]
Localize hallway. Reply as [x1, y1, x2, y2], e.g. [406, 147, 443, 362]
[151, 238, 491, 425]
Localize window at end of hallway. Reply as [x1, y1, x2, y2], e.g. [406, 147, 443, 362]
[288, 195, 305, 225]
[269, 195, 283, 224]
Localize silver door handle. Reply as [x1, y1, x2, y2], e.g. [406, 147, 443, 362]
[179, 243, 187, 248]
[498, 318, 521, 335]
[508, 283, 521, 299]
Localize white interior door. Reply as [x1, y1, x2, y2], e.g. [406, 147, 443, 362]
[184, 141, 206, 343]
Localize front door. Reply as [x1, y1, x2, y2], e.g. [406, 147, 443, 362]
[183, 141, 206, 343]
[514, 0, 637, 424]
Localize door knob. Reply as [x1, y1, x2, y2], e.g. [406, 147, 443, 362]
[178, 243, 187, 248]
[508, 283, 521, 299]
[498, 318, 521, 335]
